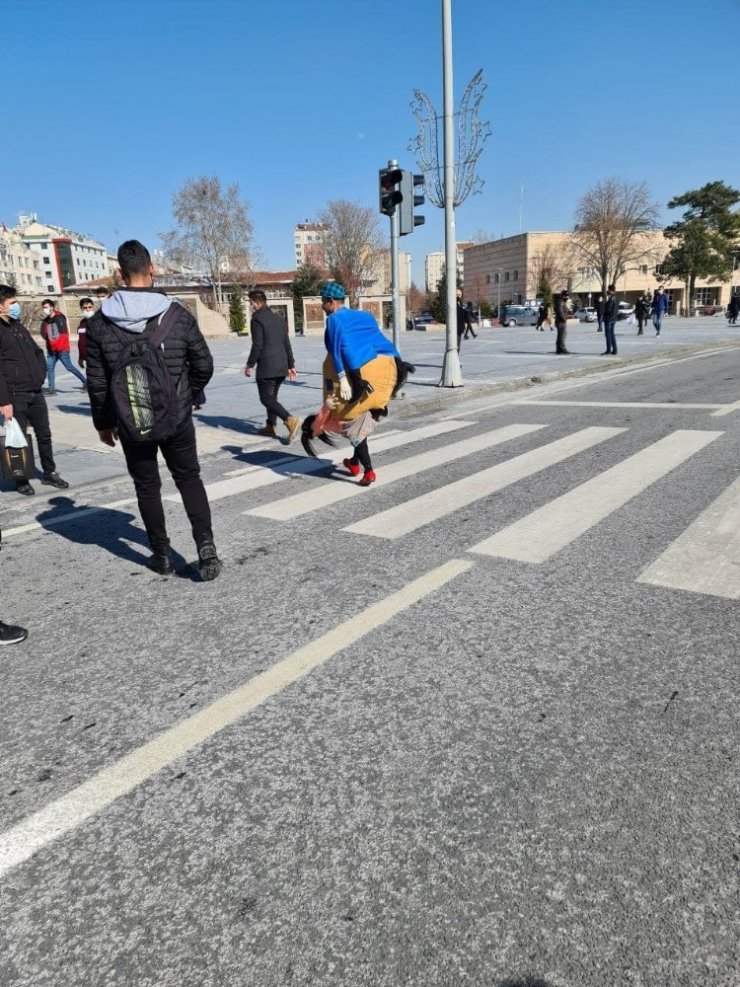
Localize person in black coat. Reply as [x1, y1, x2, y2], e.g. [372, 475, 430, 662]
[85, 240, 220, 580]
[244, 290, 301, 442]
[602, 285, 620, 355]
[456, 289, 473, 351]
[0, 284, 69, 496]
[553, 289, 572, 354]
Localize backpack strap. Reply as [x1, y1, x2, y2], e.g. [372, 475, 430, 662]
[147, 302, 180, 349]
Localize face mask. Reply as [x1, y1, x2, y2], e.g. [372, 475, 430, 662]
[42, 307, 52, 316]
[82, 310, 94, 318]
[8, 302, 21, 319]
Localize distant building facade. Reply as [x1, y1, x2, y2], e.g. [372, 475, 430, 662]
[0, 227, 44, 292]
[294, 221, 327, 270]
[425, 241, 474, 294]
[9, 213, 108, 294]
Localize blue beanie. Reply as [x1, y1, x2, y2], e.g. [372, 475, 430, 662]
[320, 281, 346, 300]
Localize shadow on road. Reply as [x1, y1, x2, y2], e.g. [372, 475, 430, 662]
[35, 495, 193, 576]
[56, 404, 92, 417]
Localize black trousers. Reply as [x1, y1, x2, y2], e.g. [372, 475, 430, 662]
[555, 321, 567, 353]
[257, 377, 291, 425]
[12, 389, 55, 477]
[120, 418, 213, 550]
[348, 439, 372, 470]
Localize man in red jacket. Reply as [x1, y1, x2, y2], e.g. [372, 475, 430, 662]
[39, 299, 87, 394]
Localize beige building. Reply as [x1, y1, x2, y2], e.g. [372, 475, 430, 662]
[464, 231, 737, 315]
[0, 228, 45, 292]
[293, 221, 327, 270]
[8, 214, 109, 294]
[425, 241, 473, 294]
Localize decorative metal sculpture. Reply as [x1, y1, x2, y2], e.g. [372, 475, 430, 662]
[409, 69, 491, 209]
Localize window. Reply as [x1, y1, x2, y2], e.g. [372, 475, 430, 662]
[40, 242, 47, 249]
[47, 285, 54, 292]
[639, 265, 648, 274]
[43, 256, 49, 263]
[505, 272, 510, 282]
[494, 273, 500, 284]
[513, 270, 518, 281]
[485, 274, 491, 284]
[694, 287, 715, 305]
[45, 270, 52, 277]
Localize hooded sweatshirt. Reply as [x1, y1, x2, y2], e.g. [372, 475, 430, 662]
[101, 288, 171, 333]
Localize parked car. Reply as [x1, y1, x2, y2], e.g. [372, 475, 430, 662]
[574, 306, 597, 322]
[617, 302, 636, 320]
[501, 305, 539, 327]
[697, 304, 722, 316]
[406, 312, 435, 330]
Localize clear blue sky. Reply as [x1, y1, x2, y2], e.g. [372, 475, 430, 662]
[4, 0, 737, 286]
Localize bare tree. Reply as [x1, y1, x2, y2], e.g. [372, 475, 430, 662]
[572, 179, 661, 293]
[316, 200, 385, 306]
[161, 176, 254, 306]
[527, 242, 575, 299]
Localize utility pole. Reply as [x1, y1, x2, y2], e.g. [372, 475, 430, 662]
[389, 160, 401, 351]
[439, 0, 462, 387]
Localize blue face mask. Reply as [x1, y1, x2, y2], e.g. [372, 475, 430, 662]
[7, 302, 21, 319]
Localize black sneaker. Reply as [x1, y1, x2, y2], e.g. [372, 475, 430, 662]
[147, 551, 174, 576]
[197, 540, 222, 581]
[44, 388, 57, 395]
[15, 481, 35, 496]
[0, 621, 28, 645]
[41, 473, 69, 489]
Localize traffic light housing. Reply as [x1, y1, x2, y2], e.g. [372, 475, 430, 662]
[399, 171, 425, 236]
[379, 167, 403, 216]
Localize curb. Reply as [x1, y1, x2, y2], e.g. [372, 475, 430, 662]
[389, 338, 740, 419]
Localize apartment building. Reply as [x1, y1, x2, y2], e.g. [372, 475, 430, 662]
[12, 214, 108, 293]
[293, 221, 327, 270]
[425, 241, 474, 294]
[0, 228, 45, 292]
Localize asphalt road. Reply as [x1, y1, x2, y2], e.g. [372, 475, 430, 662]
[1, 345, 739, 986]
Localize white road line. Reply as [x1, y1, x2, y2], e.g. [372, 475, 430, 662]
[711, 399, 740, 418]
[166, 420, 474, 504]
[511, 400, 721, 411]
[246, 423, 545, 521]
[3, 498, 137, 539]
[344, 426, 624, 540]
[469, 430, 722, 563]
[637, 475, 740, 599]
[0, 558, 473, 878]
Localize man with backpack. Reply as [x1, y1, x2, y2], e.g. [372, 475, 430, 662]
[40, 299, 87, 394]
[85, 240, 221, 580]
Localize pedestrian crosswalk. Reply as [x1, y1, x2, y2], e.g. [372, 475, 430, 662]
[8, 414, 740, 601]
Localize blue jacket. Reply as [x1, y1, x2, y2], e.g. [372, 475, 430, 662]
[651, 292, 669, 315]
[324, 306, 399, 376]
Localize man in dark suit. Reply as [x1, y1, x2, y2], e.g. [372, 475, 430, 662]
[245, 290, 301, 442]
[602, 284, 620, 356]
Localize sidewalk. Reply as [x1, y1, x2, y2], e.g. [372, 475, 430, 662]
[2, 315, 738, 505]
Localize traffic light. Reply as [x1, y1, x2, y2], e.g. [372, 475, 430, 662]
[379, 167, 403, 216]
[399, 171, 425, 236]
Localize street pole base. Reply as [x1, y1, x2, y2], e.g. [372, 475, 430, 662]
[439, 349, 464, 387]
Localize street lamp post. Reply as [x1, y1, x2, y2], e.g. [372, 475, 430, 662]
[496, 269, 502, 322]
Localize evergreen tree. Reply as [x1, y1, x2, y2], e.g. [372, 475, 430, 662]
[662, 181, 740, 315]
[291, 262, 325, 330]
[429, 267, 462, 323]
[536, 270, 553, 311]
[228, 284, 247, 333]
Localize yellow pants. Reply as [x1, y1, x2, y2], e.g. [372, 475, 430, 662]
[322, 354, 398, 421]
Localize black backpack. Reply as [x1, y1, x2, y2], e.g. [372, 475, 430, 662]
[109, 305, 181, 443]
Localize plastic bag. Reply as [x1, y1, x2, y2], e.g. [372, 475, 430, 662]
[4, 417, 28, 449]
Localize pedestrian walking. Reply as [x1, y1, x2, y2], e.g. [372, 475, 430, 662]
[553, 289, 571, 354]
[651, 287, 669, 335]
[535, 301, 552, 331]
[463, 299, 477, 339]
[595, 295, 605, 333]
[635, 294, 650, 335]
[244, 289, 301, 441]
[0, 285, 70, 496]
[728, 292, 740, 326]
[602, 284, 619, 355]
[85, 240, 221, 580]
[40, 299, 87, 393]
[301, 281, 407, 487]
[457, 289, 473, 350]
[76, 297, 95, 370]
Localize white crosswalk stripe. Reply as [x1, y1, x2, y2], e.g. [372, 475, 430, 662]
[469, 429, 721, 563]
[343, 426, 624, 540]
[637, 476, 740, 599]
[245, 423, 545, 521]
[170, 419, 475, 504]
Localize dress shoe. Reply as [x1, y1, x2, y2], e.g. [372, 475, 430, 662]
[147, 550, 174, 576]
[15, 481, 35, 496]
[197, 539, 222, 581]
[0, 621, 28, 645]
[41, 472, 69, 489]
[257, 423, 278, 438]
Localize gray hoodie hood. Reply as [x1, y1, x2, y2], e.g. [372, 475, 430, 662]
[101, 290, 172, 333]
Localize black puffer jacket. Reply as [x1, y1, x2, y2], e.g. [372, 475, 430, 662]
[0, 317, 47, 404]
[85, 294, 214, 432]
